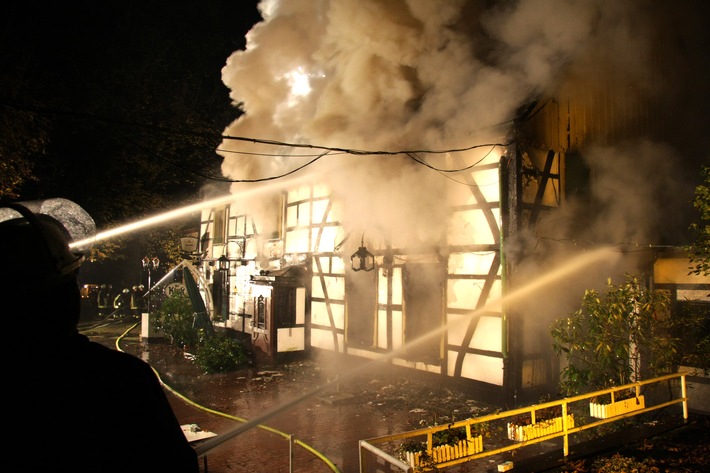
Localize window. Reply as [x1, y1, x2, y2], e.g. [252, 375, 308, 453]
[274, 287, 298, 328]
[255, 295, 267, 329]
[213, 207, 226, 244]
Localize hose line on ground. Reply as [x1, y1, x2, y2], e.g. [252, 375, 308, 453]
[111, 323, 341, 473]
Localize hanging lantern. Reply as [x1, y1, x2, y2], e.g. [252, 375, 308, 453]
[351, 235, 374, 272]
[218, 254, 230, 272]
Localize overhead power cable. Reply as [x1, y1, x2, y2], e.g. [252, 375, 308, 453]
[220, 134, 511, 157]
[535, 235, 685, 252]
[2, 99, 514, 182]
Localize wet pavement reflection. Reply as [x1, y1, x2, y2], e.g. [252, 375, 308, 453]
[82, 320, 495, 473]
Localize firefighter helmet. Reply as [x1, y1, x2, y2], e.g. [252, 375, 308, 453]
[0, 201, 89, 285]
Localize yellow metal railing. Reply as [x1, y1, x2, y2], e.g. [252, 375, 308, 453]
[359, 372, 689, 472]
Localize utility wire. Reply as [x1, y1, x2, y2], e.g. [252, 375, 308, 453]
[2, 99, 512, 182]
[535, 235, 686, 252]
[220, 134, 511, 157]
[117, 128, 333, 183]
[1, 99, 511, 159]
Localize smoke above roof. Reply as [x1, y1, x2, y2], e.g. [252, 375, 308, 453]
[217, 0, 708, 249]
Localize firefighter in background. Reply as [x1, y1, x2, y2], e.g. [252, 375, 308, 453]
[138, 284, 146, 312]
[97, 284, 111, 318]
[130, 285, 144, 319]
[113, 288, 130, 318]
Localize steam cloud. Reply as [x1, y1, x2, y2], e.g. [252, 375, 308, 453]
[217, 0, 707, 279]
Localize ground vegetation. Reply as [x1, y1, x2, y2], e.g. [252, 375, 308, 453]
[688, 165, 710, 276]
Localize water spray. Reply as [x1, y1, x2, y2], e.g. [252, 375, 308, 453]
[69, 194, 235, 249]
[194, 246, 619, 456]
[69, 173, 317, 249]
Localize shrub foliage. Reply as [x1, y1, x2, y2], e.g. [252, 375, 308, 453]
[550, 274, 672, 395]
[195, 334, 249, 373]
[156, 292, 249, 373]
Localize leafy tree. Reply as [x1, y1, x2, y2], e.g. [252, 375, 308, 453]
[0, 107, 48, 199]
[674, 301, 710, 375]
[688, 165, 710, 276]
[1, 2, 254, 263]
[550, 274, 673, 396]
[0, 154, 34, 200]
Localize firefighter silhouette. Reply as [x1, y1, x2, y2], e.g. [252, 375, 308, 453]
[130, 285, 144, 318]
[97, 284, 111, 318]
[113, 288, 130, 318]
[138, 284, 146, 311]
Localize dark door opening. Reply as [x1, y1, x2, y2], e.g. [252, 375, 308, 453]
[346, 271, 376, 348]
[403, 262, 443, 363]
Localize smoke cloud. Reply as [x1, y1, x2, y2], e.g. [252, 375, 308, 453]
[217, 0, 707, 273]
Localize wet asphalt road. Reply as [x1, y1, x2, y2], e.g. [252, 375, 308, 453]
[84, 319, 492, 473]
[81, 319, 709, 473]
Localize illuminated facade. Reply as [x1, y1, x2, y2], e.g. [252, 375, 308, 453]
[196, 142, 569, 404]
[191, 4, 709, 406]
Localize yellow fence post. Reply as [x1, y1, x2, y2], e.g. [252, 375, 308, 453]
[681, 374, 688, 420]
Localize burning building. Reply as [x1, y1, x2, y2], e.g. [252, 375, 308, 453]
[194, 0, 709, 405]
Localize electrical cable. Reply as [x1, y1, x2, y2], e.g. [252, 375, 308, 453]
[118, 127, 335, 183]
[534, 235, 686, 252]
[404, 143, 506, 186]
[220, 135, 511, 157]
[2, 99, 515, 185]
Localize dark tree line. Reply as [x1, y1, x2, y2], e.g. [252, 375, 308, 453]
[1, 1, 260, 275]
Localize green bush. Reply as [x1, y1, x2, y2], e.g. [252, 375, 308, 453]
[432, 425, 467, 447]
[156, 293, 249, 373]
[550, 273, 675, 396]
[156, 292, 201, 349]
[195, 334, 249, 373]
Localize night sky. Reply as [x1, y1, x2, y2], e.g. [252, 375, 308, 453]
[2, 1, 261, 109]
[1, 0, 262, 286]
[2, 1, 709, 286]
[3, 1, 709, 216]
[1, 0, 262, 206]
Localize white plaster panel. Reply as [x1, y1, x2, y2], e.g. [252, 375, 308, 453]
[277, 327, 305, 351]
[295, 287, 305, 324]
[448, 352, 503, 385]
[447, 279, 482, 309]
[448, 209, 497, 246]
[285, 228, 309, 253]
[311, 301, 330, 326]
[377, 310, 387, 349]
[448, 252, 498, 275]
[391, 268, 402, 304]
[331, 304, 344, 329]
[470, 315, 502, 351]
[311, 199, 329, 223]
[392, 310, 403, 351]
[313, 226, 341, 252]
[475, 167, 501, 202]
[311, 328, 343, 352]
[446, 313, 467, 346]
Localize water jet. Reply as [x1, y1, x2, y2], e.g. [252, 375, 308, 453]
[193, 246, 619, 456]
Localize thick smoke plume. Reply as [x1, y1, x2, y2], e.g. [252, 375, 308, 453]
[218, 0, 707, 269]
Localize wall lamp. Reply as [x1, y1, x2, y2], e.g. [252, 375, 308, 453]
[351, 235, 375, 272]
[218, 254, 230, 272]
